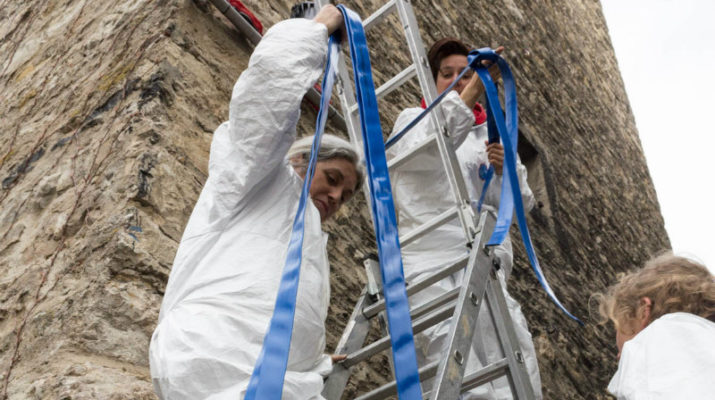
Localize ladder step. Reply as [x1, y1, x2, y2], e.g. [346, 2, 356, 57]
[375, 63, 417, 100]
[399, 206, 460, 248]
[410, 287, 459, 321]
[387, 133, 437, 170]
[355, 360, 440, 400]
[362, 253, 468, 319]
[355, 358, 509, 400]
[459, 358, 509, 393]
[343, 302, 455, 368]
[362, 0, 397, 31]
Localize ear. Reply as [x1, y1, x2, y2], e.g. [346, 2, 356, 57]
[638, 297, 652, 329]
[289, 155, 307, 179]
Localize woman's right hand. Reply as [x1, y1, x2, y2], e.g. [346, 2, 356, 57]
[314, 4, 345, 37]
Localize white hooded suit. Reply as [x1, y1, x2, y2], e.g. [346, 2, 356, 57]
[387, 92, 542, 399]
[608, 312, 715, 400]
[149, 19, 334, 400]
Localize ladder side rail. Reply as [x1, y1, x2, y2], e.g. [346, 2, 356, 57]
[429, 211, 495, 400]
[483, 273, 537, 399]
[322, 288, 374, 399]
[393, 0, 478, 244]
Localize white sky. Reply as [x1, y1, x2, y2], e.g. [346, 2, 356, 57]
[600, 0, 715, 273]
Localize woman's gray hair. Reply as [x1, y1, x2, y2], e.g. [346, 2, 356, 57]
[287, 134, 365, 191]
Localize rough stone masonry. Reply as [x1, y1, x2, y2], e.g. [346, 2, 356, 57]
[0, 0, 669, 399]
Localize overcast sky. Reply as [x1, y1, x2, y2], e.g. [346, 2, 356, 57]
[600, 0, 715, 272]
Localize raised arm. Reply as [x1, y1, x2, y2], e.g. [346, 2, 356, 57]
[207, 7, 343, 205]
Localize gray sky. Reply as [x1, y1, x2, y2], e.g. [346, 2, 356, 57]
[600, 0, 715, 272]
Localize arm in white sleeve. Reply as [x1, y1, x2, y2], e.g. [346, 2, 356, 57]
[387, 90, 474, 160]
[208, 18, 328, 205]
[483, 154, 535, 212]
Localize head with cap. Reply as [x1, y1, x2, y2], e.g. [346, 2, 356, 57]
[427, 37, 473, 94]
[287, 134, 364, 222]
[593, 252, 715, 358]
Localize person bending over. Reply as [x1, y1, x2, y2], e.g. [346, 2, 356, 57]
[149, 5, 363, 399]
[595, 253, 715, 399]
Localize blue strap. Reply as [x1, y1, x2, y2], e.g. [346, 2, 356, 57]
[338, 5, 423, 398]
[385, 66, 471, 149]
[244, 34, 341, 400]
[469, 48, 582, 324]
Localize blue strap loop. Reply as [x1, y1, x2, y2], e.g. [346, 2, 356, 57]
[469, 48, 583, 324]
[338, 5, 423, 399]
[244, 34, 341, 400]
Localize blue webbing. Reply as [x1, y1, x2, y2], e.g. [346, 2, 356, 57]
[338, 5, 423, 398]
[384, 66, 470, 149]
[244, 34, 341, 400]
[469, 48, 582, 324]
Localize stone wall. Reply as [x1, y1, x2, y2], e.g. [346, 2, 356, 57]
[0, 0, 669, 399]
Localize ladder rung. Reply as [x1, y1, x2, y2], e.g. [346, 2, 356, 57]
[355, 357, 509, 400]
[362, 0, 397, 31]
[355, 360, 440, 400]
[343, 302, 455, 368]
[459, 358, 509, 393]
[362, 253, 469, 319]
[399, 206, 460, 248]
[410, 287, 459, 321]
[387, 133, 437, 170]
[375, 64, 417, 100]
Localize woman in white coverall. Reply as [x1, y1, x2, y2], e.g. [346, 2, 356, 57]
[386, 38, 542, 399]
[596, 253, 715, 400]
[149, 6, 361, 399]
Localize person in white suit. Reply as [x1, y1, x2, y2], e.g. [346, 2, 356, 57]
[596, 253, 715, 400]
[149, 6, 363, 399]
[387, 37, 542, 399]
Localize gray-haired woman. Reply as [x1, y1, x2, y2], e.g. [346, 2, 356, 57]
[149, 5, 363, 399]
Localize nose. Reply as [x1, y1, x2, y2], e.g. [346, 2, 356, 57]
[328, 186, 343, 207]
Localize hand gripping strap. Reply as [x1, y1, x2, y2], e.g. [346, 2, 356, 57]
[339, 5, 423, 399]
[469, 48, 582, 324]
[475, 98, 499, 213]
[244, 35, 341, 400]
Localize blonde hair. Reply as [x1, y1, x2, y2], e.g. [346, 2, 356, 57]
[594, 253, 715, 331]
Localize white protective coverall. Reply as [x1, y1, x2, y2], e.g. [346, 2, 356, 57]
[608, 312, 715, 400]
[149, 19, 334, 400]
[387, 92, 542, 399]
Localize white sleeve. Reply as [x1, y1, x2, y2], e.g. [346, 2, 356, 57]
[483, 153, 534, 212]
[207, 18, 328, 207]
[387, 90, 473, 160]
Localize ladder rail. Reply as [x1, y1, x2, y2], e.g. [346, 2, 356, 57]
[392, 0, 477, 242]
[483, 272, 536, 398]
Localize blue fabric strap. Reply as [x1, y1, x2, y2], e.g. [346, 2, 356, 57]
[469, 48, 582, 324]
[385, 66, 470, 149]
[338, 5, 423, 399]
[244, 34, 341, 400]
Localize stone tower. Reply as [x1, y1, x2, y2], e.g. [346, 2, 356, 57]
[0, 0, 668, 399]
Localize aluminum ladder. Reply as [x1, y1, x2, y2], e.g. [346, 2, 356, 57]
[315, 0, 537, 399]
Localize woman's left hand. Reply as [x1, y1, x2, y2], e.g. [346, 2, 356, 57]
[486, 141, 504, 175]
